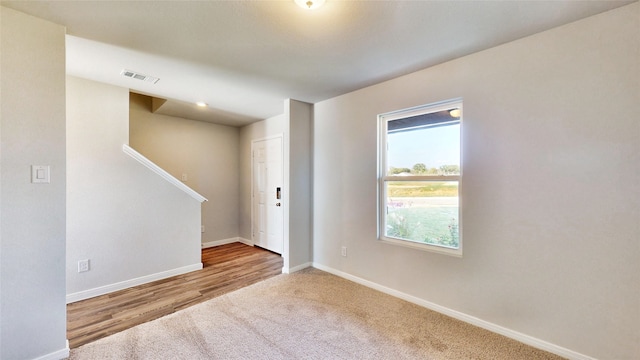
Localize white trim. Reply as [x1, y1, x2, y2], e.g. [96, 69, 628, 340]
[31, 340, 69, 360]
[202, 237, 239, 248]
[122, 144, 207, 203]
[66, 263, 203, 303]
[282, 262, 312, 274]
[378, 236, 463, 258]
[201, 237, 254, 249]
[250, 133, 285, 144]
[250, 134, 285, 255]
[377, 99, 463, 258]
[384, 175, 460, 182]
[379, 97, 463, 122]
[237, 237, 254, 246]
[311, 263, 596, 360]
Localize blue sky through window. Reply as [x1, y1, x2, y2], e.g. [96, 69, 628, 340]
[388, 124, 460, 170]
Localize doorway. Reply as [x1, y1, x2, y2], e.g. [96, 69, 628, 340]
[251, 135, 284, 254]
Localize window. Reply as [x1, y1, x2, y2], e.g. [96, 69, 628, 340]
[378, 99, 462, 256]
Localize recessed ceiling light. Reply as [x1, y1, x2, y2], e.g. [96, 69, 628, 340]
[294, 0, 325, 10]
[196, 102, 207, 107]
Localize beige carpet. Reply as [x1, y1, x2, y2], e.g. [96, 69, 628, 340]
[70, 268, 564, 360]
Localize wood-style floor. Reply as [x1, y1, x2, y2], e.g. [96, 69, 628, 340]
[67, 242, 283, 349]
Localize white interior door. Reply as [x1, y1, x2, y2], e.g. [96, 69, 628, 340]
[252, 136, 283, 254]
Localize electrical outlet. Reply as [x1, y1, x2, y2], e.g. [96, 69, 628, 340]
[201, 225, 205, 233]
[78, 259, 90, 273]
[181, 173, 188, 182]
[341, 246, 347, 257]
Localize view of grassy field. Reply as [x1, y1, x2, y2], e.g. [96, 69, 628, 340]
[387, 181, 458, 197]
[386, 207, 458, 247]
[386, 181, 459, 248]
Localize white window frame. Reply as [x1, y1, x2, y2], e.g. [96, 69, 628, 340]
[377, 98, 463, 257]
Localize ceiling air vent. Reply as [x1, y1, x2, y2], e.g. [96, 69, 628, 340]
[121, 69, 160, 84]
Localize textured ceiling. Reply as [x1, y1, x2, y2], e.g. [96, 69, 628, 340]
[1, 0, 634, 126]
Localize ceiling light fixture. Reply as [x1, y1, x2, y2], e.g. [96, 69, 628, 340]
[295, 0, 325, 10]
[196, 102, 207, 107]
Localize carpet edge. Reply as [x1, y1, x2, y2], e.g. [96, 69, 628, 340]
[311, 262, 595, 360]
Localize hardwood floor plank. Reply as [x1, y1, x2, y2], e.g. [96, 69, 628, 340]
[67, 243, 282, 348]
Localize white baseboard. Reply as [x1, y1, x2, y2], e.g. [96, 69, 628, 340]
[283, 262, 312, 274]
[312, 262, 596, 360]
[31, 340, 69, 360]
[66, 263, 203, 304]
[202, 237, 254, 249]
[202, 237, 238, 248]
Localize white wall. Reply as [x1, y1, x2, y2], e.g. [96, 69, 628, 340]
[66, 77, 202, 299]
[239, 113, 286, 240]
[0, 7, 68, 359]
[130, 94, 240, 244]
[312, 4, 639, 360]
[285, 99, 313, 271]
[238, 100, 313, 272]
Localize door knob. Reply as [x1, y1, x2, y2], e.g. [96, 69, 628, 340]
[276, 203, 281, 207]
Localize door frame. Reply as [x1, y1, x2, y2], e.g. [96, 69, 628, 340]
[250, 134, 285, 255]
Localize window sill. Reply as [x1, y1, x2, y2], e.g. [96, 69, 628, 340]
[378, 236, 463, 258]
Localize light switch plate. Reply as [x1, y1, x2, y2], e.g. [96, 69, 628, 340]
[31, 165, 50, 183]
